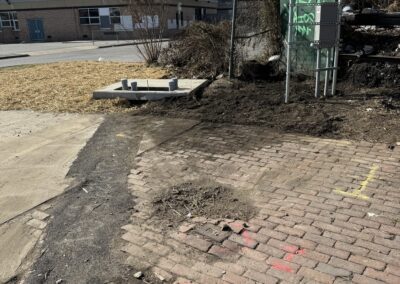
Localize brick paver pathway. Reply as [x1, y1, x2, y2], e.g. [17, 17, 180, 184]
[121, 122, 400, 284]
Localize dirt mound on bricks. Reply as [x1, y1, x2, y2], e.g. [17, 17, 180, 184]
[152, 181, 255, 227]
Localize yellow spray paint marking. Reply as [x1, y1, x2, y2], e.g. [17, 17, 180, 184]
[334, 165, 379, 200]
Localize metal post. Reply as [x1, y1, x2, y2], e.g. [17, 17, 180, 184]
[323, 48, 331, 97]
[331, 0, 342, 96]
[228, 0, 238, 79]
[315, 48, 321, 98]
[284, 0, 294, 103]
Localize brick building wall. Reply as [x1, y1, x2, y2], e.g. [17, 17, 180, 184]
[0, 28, 19, 43]
[0, 1, 219, 43]
[16, 9, 78, 42]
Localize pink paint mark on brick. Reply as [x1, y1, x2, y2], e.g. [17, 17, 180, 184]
[283, 245, 298, 254]
[241, 230, 254, 247]
[272, 262, 293, 273]
[228, 221, 245, 233]
[296, 249, 305, 255]
[284, 254, 295, 261]
[284, 249, 305, 262]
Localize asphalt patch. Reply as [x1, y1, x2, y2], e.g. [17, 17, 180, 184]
[25, 114, 142, 284]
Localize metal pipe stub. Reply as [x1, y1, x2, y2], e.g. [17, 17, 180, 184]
[121, 79, 129, 90]
[169, 78, 178, 91]
[131, 81, 137, 91]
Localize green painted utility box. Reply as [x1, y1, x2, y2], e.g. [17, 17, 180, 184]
[280, 0, 337, 74]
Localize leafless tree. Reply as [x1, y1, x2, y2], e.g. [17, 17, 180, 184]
[125, 0, 169, 64]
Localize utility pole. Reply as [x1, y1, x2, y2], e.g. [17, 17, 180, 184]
[228, 0, 238, 79]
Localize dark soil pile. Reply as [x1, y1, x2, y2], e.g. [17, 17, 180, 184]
[343, 62, 400, 88]
[152, 181, 255, 226]
[135, 78, 400, 143]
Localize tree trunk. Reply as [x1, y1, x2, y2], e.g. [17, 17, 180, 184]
[261, 0, 282, 58]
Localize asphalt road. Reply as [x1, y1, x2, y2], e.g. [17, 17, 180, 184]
[0, 45, 145, 68]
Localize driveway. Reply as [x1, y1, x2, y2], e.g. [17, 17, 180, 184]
[0, 111, 102, 282]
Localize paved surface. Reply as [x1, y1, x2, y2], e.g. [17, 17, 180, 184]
[0, 41, 134, 56]
[0, 111, 102, 282]
[3, 113, 399, 283]
[0, 41, 169, 68]
[0, 111, 102, 224]
[25, 115, 199, 283]
[0, 45, 144, 68]
[120, 120, 400, 284]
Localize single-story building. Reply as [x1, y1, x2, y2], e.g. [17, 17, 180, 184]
[0, 0, 220, 43]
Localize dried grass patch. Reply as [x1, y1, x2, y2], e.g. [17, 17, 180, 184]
[0, 61, 168, 113]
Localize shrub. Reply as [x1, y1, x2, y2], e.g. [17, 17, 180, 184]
[159, 22, 232, 78]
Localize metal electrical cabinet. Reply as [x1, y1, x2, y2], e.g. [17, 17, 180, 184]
[314, 3, 339, 48]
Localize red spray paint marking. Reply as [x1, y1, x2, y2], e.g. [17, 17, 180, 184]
[272, 262, 294, 273]
[283, 245, 299, 254]
[283, 249, 306, 263]
[284, 254, 295, 261]
[241, 230, 254, 247]
[296, 249, 305, 255]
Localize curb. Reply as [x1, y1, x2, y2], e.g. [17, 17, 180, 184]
[0, 54, 30, 60]
[98, 39, 170, 49]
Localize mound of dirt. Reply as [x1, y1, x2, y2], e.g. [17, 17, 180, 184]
[135, 78, 400, 143]
[152, 181, 255, 226]
[345, 62, 400, 88]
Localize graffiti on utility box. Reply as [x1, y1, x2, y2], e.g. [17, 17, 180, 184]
[293, 0, 317, 37]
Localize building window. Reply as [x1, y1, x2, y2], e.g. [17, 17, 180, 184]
[0, 11, 19, 30]
[79, 8, 100, 25]
[110, 8, 121, 24]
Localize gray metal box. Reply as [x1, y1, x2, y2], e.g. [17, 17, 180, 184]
[314, 3, 339, 48]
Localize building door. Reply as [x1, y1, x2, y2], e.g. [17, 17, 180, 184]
[27, 19, 45, 41]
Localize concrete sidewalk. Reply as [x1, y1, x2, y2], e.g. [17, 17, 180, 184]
[121, 119, 400, 284]
[0, 111, 103, 283]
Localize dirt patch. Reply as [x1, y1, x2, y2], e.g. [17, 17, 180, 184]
[136, 78, 400, 143]
[342, 62, 400, 88]
[0, 62, 167, 113]
[152, 181, 255, 227]
[25, 114, 143, 283]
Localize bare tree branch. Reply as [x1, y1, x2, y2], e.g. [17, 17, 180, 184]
[125, 0, 169, 63]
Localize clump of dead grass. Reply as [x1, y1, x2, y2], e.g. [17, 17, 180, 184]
[0, 61, 168, 113]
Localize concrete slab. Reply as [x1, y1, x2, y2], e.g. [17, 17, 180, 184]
[0, 111, 103, 224]
[93, 79, 208, 101]
[0, 219, 41, 283]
